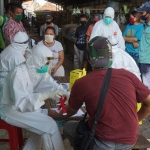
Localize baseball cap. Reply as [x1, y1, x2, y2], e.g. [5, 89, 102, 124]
[45, 14, 53, 19]
[136, 2, 150, 12]
[88, 36, 112, 68]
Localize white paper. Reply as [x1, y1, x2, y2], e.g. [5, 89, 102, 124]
[60, 83, 70, 91]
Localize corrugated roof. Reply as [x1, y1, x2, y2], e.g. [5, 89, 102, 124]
[37, 2, 60, 11]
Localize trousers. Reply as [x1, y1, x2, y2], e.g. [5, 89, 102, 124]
[74, 44, 84, 69]
[63, 121, 134, 150]
[3, 116, 65, 150]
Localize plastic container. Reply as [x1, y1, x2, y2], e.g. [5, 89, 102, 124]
[69, 68, 86, 90]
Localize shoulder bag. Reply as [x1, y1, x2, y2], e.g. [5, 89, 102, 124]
[74, 68, 112, 150]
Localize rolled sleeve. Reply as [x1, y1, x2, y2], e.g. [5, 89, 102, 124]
[69, 81, 83, 110]
[133, 74, 150, 102]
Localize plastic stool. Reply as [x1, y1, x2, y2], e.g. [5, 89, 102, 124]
[0, 119, 24, 150]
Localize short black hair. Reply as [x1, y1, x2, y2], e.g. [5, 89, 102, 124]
[130, 11, 138, 16]
[79, 14, 87, 19]
[11, 3, 22, 13]
[5, 3, 12, 13]
[45, 26, 56, 35]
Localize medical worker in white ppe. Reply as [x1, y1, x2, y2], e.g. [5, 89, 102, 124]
[108, 35, 141, 80]
[0, 45, 67, 150]
[0, 31, 29, 90]
[26, 45, 69, 95]
[90, 7, 125, 50]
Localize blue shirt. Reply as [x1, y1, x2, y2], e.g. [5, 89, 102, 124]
[123, 23, 143, 54]
[139, 22, 150, 63]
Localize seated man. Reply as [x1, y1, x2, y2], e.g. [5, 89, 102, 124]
[0, 45, 67, 150]
[48, 36, 150, 150]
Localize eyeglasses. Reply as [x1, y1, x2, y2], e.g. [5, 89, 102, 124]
[15, 39, 29, 44]
[46, 56, 54, 60]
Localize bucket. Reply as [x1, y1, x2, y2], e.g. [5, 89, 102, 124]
[106, 2, 119, 11]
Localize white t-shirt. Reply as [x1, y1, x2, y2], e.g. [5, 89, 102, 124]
[37, 40, 63, 66]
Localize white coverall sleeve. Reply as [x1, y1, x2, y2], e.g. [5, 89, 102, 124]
[10, 71, 44, 112]
[89, 22, 103, 41]
[34, 73, 68, 94]
[116, 25, 125, 50]
[112, 51, 141, 80]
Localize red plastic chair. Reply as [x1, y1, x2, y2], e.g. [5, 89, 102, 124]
[0, 119, 24, 150]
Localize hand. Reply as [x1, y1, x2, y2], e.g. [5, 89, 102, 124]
[51, 66, 58, 74]
[38, 90, 66, 102]
[133, 42, 139, 48]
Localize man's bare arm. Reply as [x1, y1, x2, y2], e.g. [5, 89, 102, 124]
[137, 95, 150, 121]
[48, 105, 78, 120]
[124, 37, 138, 43]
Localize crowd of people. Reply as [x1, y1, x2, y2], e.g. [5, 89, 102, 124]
[0, 1, 150, 150]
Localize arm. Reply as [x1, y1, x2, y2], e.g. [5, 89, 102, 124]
[124, 37, 138, 43]
[89, 22, 100, 41]
[55, 25, 59, 36]
[116, 24, 125, 50]
[48, 105, 77, 119]
[86, 36, 90, 44]
[40, 26, 43, 37]
[137, 95, 150, 121]
[52, 50, 64, 74]
[10, 71, 44, 112]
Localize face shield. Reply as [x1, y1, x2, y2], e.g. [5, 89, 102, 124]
[11, 32, 29, 55]
[26, 45, 54, 74]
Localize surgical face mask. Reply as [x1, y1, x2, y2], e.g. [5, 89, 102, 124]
[36, 65, 49, 74]
[104, 17, 112, 25]
[45, 35, 54, 43]
[140, 13, 148, 21]
[80, 21, 86, 26]
[129, 18, 135, 24]
[46, 21, 52, 24]
[15, 14, 23, 21]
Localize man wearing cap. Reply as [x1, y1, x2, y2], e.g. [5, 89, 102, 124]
[136, 2, 150, 89]
[48, 36, 150, 150]
[90, 7, 125, 50]
[40, 14, 58, 37]
[83, 17, 99, 70]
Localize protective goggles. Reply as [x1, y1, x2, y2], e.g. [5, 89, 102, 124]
[15, 39, 29, 44]
[46, 56, 54, 60]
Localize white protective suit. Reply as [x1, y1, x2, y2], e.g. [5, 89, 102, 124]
[90, 7, 125, 50]
[0, 48, 66, 150]
[109, 36, 141, 80]
[26, 45, 68, 95]
[0, 32, 29, 90]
